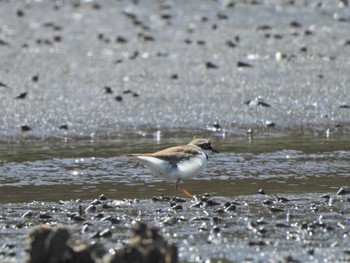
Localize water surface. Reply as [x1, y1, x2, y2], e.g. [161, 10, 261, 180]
[1, 134, 349, 203]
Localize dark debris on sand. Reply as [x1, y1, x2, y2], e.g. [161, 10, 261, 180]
[1, 190, 350, 262]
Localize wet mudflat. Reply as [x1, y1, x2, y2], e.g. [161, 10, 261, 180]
[1, 192, 350, 262]
[1, 0, 350, 261]
[1, 135, 350, 262]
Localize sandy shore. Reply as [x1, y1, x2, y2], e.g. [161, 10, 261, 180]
[0, 0, 349, 138]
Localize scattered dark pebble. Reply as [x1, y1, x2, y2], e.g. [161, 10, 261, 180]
[170, 73, 178, 79]
[84, 205, 96, 213]
[91, 3, 101, 10]
[244, 97, 271, 107]
[116, 36, 128, 43]
[225, 40, 236, 48]
[129, 51, 139, 59]
[104, 86, 113, 94]
[217, 12, 228, 20]
[138, 33, 155, 42]
[224, 204, 236, 212]
[290, 21, 302, 28]
[99, 194, 108, 201]
[265, 121, 276, 127]
[59, 124, 68, 130]
[206, 61, 218, 69]
[258, 189, 266, 195]
[95, 212, 104, 218]
[248, 240, 267, 246]
[173, 197, 186, 203]
[0, 39, 10, 46]
[212, 121, 221, 129]
[204, 199, 220, 206]
[53, 35, 62, 42]
[0, 81, 9, 88]
[101, 216, 121, 224]
[214, 208, 225, 214]
[32, 75, 39, 82]
[22, 211, 33, 218]
[190, 201, 203, 208]
[71, 215, 85, 222]
[171, 204, 183, 211]
[256, 25, 271, 31]
[270, 207, 285, 213]
[90, 199, 101, 206]
[304, 30, 313, 36]
[237, 61, 252, 68]
[339, 105, 350, 109]
[15, 92, 27, 99]
[99, 229, 112, 238]
[21, 125, 32, 132]
[16, 9, 25, 17]
[263, 199, 274, 205]
[115, 95, 123, 102]
[152, 195, 171, 202]
[274, 194, 290, 203]
[160, 14, 172, 20]
[273, 34, 283, 39]
[101, 202, 114, 209]
[320, 194, 330, 199]
[38, 213, 52, 219]
[336, 187, 349, 195]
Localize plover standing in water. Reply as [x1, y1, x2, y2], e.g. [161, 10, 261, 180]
[128, 138, 218, 198]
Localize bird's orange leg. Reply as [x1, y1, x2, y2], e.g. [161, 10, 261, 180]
[176, 179, 193, 198]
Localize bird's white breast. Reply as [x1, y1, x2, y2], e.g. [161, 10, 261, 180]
[135, 152, 207, 180]
[175, 152, 207, 179]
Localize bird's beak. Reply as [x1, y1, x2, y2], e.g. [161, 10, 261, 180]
[211, 147, 219, 153]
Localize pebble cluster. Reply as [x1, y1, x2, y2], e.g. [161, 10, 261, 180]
[0, 189, 349, 262]
[0, 0, 349, 137]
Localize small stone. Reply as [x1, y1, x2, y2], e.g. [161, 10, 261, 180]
[21, 125, 32, 132]
[38, 213, 52, 219]
[237, 61, 252, 68]
[336, 187, 349, 195]
[32, 75, 39, 82]
[99, 229, 112, 238]
[99, 194, 108, 201]
[115, 95, 123, 102]
[290, 21, 302, 28]
[15, 92, 27, 99]
[85, 205, 97, 213]
[171, 204, 183, 211]
[258, 189, 266, 195]
[101, 216, 121, 224]
[206, 61, 218, 69]
[270, 207, 285, 213]
[265, 121, 276, 127]
[225, 40, 236, 48]
[22, 211, 33, 217]
[101, 203, 114, 209]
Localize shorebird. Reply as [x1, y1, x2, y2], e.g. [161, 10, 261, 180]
[128, 138, 218, 198]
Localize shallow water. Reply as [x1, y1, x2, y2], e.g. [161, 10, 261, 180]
[1, 134, 350, 262]
[1, 134, 349, 203]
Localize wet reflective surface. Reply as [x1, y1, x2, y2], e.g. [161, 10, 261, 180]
[1, 134, 350, 203]
[1, 134, 350, 262]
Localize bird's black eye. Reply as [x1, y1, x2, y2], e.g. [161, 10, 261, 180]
[203, 143, 210, 149]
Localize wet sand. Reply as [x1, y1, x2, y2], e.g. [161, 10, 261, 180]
[1, 192, 350, 262]
[1, 0, 350, 262]
[0, 0, 350, 138]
